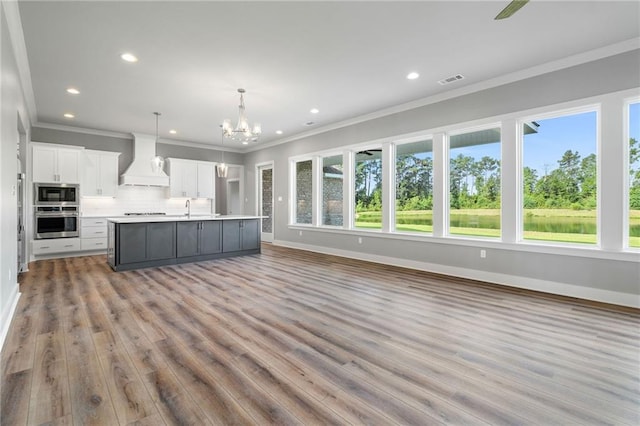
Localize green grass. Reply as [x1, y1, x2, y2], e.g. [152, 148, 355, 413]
[354, 208, 640, 247]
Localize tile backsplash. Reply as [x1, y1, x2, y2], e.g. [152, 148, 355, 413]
[80, 186, 214, 217]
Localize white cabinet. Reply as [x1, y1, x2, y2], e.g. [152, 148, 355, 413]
[81, 217, 108, 251]
[32, 144, 83, 183]
[167, 158, 215, 199]
[32, 238, 81, 255]
[196, 162, 215, 198]
[83, 150, 120, 197]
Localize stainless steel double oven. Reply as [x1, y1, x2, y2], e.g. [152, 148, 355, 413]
[34, 183, 80, 239]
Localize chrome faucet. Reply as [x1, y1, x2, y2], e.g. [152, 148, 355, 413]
[185, 199, 191, 217]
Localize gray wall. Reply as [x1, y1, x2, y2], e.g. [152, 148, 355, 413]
[243, 50, 640, 300]
[30, 127, 244, 175]
[1, 3, 32, 348]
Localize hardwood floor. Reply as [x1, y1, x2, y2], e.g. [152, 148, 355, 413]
[2, 243, 639, 425]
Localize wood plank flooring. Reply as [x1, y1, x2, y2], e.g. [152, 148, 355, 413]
[2, 243, 639, 425]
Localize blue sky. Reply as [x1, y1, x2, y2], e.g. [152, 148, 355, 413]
[523, 111, 597, 177]
[630, 102, 640, 168]
[413, 105, 639, 175]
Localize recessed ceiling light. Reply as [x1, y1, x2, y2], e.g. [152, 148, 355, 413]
[63, 113, 75, 118]
[407, 72, 420, 80]
[275, 130, 283, 135]
[120, 53, 138, 63]
[169, 129, 177, 135]
[66, 88, 80, 95]
[310, 108, 319, 114]
[242, 141, 249, 145]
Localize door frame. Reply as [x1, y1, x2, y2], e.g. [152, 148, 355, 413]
[256, 161, 274, 243]
[226, 178, 241, 215]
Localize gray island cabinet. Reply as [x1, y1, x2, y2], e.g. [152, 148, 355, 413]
[107, 215, 260, 271]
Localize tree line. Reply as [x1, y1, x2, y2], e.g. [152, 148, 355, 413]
[355, 139, 640, 212]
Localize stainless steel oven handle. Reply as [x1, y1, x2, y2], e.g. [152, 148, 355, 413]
[35, 212, 79, 217]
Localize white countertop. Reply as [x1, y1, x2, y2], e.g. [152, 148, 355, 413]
[107, 215, 263, 223]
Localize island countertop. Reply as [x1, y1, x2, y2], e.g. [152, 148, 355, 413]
[107, 214, 264, 224]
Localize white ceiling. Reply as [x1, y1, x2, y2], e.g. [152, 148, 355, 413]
[17, 1, 640, 150]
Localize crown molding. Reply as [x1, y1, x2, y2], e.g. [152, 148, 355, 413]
[156, 139, 244, 153]
[244, 37, 640, 153]
[2, 0, 37, 125]
[34, 122, 244, 153]
[34, 121, 133, 139]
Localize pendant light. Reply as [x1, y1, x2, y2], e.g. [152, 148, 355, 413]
[217, 124, 228, 178]
[151, 112, 165, 174]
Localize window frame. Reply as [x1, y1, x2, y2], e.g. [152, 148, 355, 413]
[516, 104, 601, 247]
[289, 157, 315, 226]
[445, 122, 503, 240]
[352, 144, 385, 232]
[320, 151, 346, 229]
[392, 134, 436, 235]
[284, 89, 638, 261]
[624, 97, 640, 250]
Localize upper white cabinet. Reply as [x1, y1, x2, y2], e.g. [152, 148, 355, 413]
[196, 162, 215, 199]
[166, 158, 215, 199]
[32, 144, 83, 183]
[83, 150, 120, 197]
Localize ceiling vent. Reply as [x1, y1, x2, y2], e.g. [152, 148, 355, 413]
[438, 74, 465, 85]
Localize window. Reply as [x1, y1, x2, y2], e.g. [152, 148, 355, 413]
[322, 155, 343, 226]
[522, 110, 597, 244]
[354, 148, 382, 229]
[629, 102, 640, 248]
[395, 139, 433, 233]
[294, 159, 313, 224]
[449, 127, 501, 238]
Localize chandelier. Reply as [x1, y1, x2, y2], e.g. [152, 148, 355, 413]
[222, 88, 261, 143]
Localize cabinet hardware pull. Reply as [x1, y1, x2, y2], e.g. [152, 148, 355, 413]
[64, 245, 73, 247]
[95, 231, 104, 234]
[41, 246, 50, 249]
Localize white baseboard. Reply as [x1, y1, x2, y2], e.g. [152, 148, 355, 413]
[0, 285, 21, 352]
[274, 240, 639, 309]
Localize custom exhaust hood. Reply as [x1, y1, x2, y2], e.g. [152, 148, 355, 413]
[119, 133, 170, 186]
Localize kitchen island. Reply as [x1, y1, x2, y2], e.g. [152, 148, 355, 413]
[107, 215, 261, 271]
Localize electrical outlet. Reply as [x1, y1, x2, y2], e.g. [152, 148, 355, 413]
[299, 230, 302, 236]
[480, 249, 486, 258]
[278, 196, 283, 202]
[358, 237, 362, 244]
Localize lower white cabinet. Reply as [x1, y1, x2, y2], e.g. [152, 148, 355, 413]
[81, 238, 108, 250]
[32, 238, 81, 255]
[81, 217, 108, 251]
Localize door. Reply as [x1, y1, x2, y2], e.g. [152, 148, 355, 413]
[222, 220, 241, 252]
[241, 219, 260, 250]
[99, 154, 119, 197]
[118, 223, 147, 264]
[197, 162, 215, 198]
[147, 222, 176, 260]
[200, 221, 222, 254]
[227, 180, 241, 215]
[257, 163, 274, 242]
[56, 148, 80, 183]
[176, 221, 199, 257]
[83, 152, 100, 196]
[32, 145, 57, 182]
